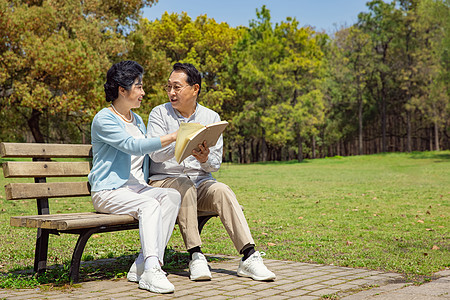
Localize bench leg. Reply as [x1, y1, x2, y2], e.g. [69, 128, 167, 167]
[34, 228, 49, 275]
[69, 227, 98, 283]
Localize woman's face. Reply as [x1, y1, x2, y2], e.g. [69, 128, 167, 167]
[124, 78, 145, 109]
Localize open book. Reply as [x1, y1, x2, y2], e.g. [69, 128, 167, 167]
[174, 121, 229, 164]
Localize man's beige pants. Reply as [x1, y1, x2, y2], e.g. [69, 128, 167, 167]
[150, 177, 255, 253]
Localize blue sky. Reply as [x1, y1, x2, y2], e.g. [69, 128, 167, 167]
[142, 0, 371, 33]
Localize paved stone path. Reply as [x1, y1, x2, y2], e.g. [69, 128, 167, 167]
[341, 269, 450, 300]
[0, 255, 448, 299]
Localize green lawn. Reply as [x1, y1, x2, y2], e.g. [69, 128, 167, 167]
[0, 151, 448, 287]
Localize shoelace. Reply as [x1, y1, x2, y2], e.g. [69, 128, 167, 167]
[244, 251, 269, 273]
[250, 251, 266, 261]
[151, 266, 168, 279]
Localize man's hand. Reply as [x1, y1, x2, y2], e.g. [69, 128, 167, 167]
[192, 141, 209, 163]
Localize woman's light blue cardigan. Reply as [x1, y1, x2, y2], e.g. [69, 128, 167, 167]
[88, 108, 162, 192]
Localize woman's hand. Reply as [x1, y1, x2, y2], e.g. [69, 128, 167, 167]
[160, 130, 178, 147]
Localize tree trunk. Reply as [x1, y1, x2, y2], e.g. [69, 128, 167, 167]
[261, 137, 268, 161]
[358, 97, 363, 155]
[434, 122, 439, 151]
[381, 96, 387, 152]
[245, 141, 250, 163]
[255, 139, 260, 162]
[239, 144, 244, 164]
[250, 139, 256, 162]
[406, 111, 412, 152]
[297, 134, 303, 162]
[433, 106, 440, 151]
[28, 109, 45, 143]
[312, 136, 316, 159]
[429, 127, 433, 151]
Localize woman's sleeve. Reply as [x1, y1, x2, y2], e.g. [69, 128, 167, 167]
[92, 113, 162, 156]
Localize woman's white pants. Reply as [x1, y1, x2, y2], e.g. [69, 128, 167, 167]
[92, 184, 181, 264]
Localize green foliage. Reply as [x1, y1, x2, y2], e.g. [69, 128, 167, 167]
[320, 0, 450, 156]
[0, 0, 157, 143]
[324, 26, 373, 154]
[0, 0, 448, 157]
[262, 103, 296, 146]
[0, 274, 40, 289]
[409, 0, 450, 136]
[224, 6, 326, 161]
[129, 11, 239, 124]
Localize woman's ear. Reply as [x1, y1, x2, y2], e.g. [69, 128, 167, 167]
[118, 86, 126, 97]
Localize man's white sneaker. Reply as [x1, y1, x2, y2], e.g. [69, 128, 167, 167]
[237, 251, 276, 281]
[138, 265, 175, 294]
[127, 260, 144, 282]
[189, 252, 212, 281]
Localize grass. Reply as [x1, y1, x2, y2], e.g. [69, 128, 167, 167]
[0, 151, 448, 288]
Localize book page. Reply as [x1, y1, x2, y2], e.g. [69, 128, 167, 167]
[175, 121, 228, 163]
[174, 122, 205, 163]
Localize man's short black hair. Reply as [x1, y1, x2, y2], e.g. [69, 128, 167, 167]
[104, 60, 144, 102]
[172, 63, 202, 96]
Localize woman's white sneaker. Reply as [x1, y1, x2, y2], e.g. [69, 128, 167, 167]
[189, 252, 212, 281]
[237, 251, 276, 281]
[127, 260, 144, 282]
[138, 265, 175, 294]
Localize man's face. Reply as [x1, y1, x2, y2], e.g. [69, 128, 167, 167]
[166, 71, 198, 117]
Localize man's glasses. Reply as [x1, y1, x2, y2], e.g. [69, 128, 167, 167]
[164, 84, 190, 93]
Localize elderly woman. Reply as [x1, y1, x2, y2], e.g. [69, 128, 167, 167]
[88, 60, 180, 294]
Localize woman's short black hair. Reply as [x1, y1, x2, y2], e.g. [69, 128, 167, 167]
[172, 63, 202, 96]
[104, 60, 144, 102]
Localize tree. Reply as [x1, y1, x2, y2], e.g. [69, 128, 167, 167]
[272, 18, 326, 161]
[0, 0, 157, 143]
[225, 6, 282, 162]
[358, 0, 402, 152]
[326, 0, 449, 155]
[129, 12, 239, 125]
[225, 6, 326, 162]
[410, 0, 450, 151]
[330, 26, 373, 155]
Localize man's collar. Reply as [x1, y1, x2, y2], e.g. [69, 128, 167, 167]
[173, 103, 198, 120]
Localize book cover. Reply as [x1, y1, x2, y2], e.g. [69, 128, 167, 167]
[174, 121, 229, 163]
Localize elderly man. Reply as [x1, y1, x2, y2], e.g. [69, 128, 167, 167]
[146, 62, 276, 282]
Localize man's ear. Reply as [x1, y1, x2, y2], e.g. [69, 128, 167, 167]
[193, 84, 200, 95]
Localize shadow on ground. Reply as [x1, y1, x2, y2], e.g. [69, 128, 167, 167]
[0, 251, 232, 289]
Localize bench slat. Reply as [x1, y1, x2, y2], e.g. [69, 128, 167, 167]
[10, 210, 219, 231]
[3, 161, 90, 178]
[10, 212, 137, 230]
[0, 142, 92, 158]
[5, 182, 90, 200]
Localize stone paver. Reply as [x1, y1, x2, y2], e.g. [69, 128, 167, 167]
[341, 271, 450, 300]
[0, 255, 448, 299]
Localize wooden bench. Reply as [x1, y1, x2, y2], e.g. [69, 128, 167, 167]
[0, 142, 218, 282]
